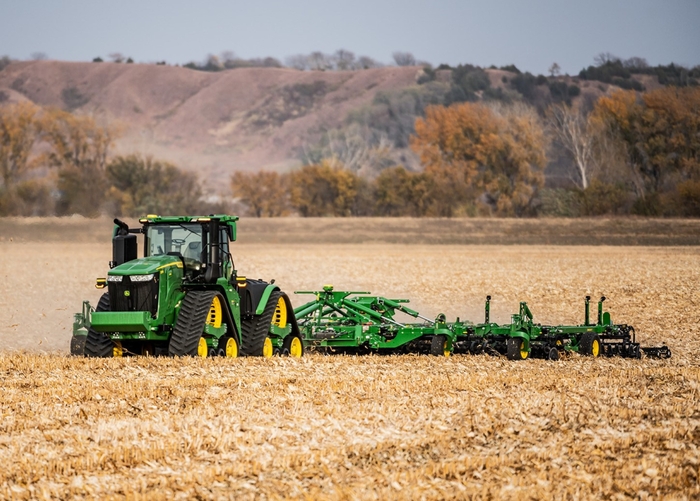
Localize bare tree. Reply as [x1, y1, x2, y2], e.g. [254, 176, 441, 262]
[285, 54, 308, 70]
[392, 51, 416, 66]
[0, 55, 13, 71]
[357, 56, 381, 69]
[593, 52, 620, 67]
[220, 50, 237, 64]
[547, 104, 596, 190]
[333, 49, 355, 70]
[548, 62, 561, 77]
[623, 57, 649, 70]
[30, 52, 48, 61]
[108, 52, 124, 63]
[308, 51, 331, 71]
[301, 124, 394, 177]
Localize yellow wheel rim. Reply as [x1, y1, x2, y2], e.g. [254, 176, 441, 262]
[197, 337, 208, 357]
[520, 341, 529, 360]
[207, 296, 222, 328]
[273, 297, 287, 328]
[225, 337, 238, 358]
[113, 341, 123, 358]
[443, 340, 450, 357]
[289, 336, 303, 358]
[262, 337, 273, 358]
[592, 339, 600, 357]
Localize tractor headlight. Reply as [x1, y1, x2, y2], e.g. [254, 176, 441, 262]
[130, 274, 155, 282]
[107, 275, 123, 282]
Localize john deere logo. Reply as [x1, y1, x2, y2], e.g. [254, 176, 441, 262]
[124, 290, 131, 297]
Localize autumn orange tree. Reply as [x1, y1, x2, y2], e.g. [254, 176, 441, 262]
[0, 102, 39, 189]
[231, 170, 290, 217]
[0, 102, 45, 215]
[373, 166, 434, 216]
[289, 161, 367, 216]
[411, 102, 546, 216]
[107, 155, 202, 216]
[38, 108, 116, 216]
[592, 87, 700, 214]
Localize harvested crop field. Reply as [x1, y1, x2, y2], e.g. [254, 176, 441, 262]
[0, 217, 699, 499]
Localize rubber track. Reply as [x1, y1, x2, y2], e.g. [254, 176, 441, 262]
[169, 290, 217, 356]
[240, 290, 280, 356]
[84, 293, 113, 358]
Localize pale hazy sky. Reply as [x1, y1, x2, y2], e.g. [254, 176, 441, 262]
[1, 0, 698, 75]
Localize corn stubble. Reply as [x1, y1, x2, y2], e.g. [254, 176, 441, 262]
[0, 242, 699, 498]
[0, 353, 697, 499]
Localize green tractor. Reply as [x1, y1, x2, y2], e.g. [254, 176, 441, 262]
[71, 215, 303, 358]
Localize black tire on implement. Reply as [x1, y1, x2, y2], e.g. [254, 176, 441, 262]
[430, 335, 449, 357]
[579, 332, 601, 357]
[69, 335, 86, 356]
[84, 293, 113, 358]
[169, 290, 217, 356]
[240, 290, 280, 357]
[506, 337, 528, 361]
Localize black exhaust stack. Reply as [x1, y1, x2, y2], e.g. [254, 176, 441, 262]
[111, 218, 137, 268]
[205, 218, 221, 283]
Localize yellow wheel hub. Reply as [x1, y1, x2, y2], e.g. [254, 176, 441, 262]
[225, 337, 238, 358]
[207, 296, 223, 328]
[289, 336, 303, 358]
[273, 296, 287, 328]
[262, 337, 273, 358]
[592, 339, 600, 357]
[113, 341, 123, 358]
[197, 337, 208, 357]
[520, 341, 529, 360]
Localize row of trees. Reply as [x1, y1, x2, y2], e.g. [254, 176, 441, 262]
[0, 103, 207, 217]
[233, 87, 700, 218]
[2, 86, 698, 218]
[181, 50, 418, 72]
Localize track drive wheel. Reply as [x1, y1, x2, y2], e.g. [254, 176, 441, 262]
[84, 293, 115, 358]
[579, 332, 601, 357]
[506, 337, 529, 361]
[169, 291, 218, 356]
[240, 290, 281, 357]
[283, 334, 304, 358]
[430, 335, 450, 357]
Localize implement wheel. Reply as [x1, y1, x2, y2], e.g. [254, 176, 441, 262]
[169, 291, 218, 356]
[283, 335, 304, 358]
[219, 336, 239, 358]
[430, 335, 450, 357]
[84, 293, 115, 358]
[506, 337, 529, 361]
[580, 332, 601, 357]
[240, 290, 281, 357]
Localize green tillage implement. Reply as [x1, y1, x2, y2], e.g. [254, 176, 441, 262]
[294, 286, 458, 356]
[294, 287, 672, 361]
[457, 295, 671, 361]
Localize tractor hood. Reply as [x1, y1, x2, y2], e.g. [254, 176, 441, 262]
[108, 255, 182, 276]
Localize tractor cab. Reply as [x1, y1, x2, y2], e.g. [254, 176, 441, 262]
[143, 220, 231, 280]
[111, 215, 238, 283]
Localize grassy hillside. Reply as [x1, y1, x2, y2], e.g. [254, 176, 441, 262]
[0, 61, 420, 177]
